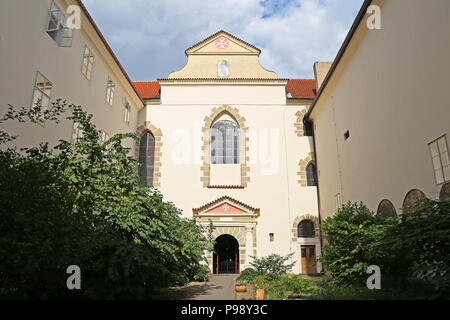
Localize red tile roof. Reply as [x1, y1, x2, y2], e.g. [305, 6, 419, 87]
[133, 81, 160, 99]
[132, 79, 316, 100]
[286, 79, 317, 99]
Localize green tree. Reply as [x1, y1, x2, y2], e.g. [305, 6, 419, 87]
[320, 202, 399, 286]
[0, 100, 213, 299]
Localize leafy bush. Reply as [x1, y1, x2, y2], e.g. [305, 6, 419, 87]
[250, 253, 295, 280]
[394, 199, 450, 294]
[237, 268, 259, 283]
[320, 200, 450, 299]
[309, 278, 440, 300]
[249, 274, 322, 300]
[320, 202, 400, 286]
[0, 101, 214, 299]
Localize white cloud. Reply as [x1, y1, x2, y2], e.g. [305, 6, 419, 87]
[83, 0, 364, 80]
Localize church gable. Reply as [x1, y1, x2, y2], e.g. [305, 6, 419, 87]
[186, 31, 260, 55]
[193, 196, 260, 217]
[168, 30, 277, 79]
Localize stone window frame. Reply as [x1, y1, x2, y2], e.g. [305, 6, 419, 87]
[135, 121, 163, 188]
[294, 107, 308, 137]
[291, 214, 320, 242]
[298, 152, 315, 187]
[200, 105, 250, 188]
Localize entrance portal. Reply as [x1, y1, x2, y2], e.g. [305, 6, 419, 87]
[213, 234, 240, 274]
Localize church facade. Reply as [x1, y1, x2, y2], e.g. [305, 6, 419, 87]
[0, 0, 321, 275]
[133, 31, 321, 274]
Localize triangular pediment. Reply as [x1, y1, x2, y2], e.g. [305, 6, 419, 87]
[193, 196, 260, 217]
[185, 30, 261, 55]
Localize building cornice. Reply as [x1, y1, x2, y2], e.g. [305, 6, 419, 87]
[158, 78, 289, 86]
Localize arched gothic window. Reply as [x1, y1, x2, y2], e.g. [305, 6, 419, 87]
[402, 189, 427, 214]
[298, 220, 315, 238]
[211, 120, 239, 164]
[217, 60, 229, 77]
[138, 131, 155, 186]
[376, 199, 397, 218]
[306, 162, 317, 186]
[440, 182, 450, 201]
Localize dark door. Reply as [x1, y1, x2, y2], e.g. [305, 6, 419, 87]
[213, 234, 240, 274]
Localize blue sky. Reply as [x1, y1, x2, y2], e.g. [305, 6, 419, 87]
[83, 0, 364, 80]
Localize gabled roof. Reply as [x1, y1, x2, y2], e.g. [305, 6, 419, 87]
[286, 79, 317, 99]
[133, 81, 160, 99]
[185, 30, 261, 56]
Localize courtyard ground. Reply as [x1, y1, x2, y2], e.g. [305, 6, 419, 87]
[158, 274, 239, 300]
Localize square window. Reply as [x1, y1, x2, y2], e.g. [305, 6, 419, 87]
[81, 46, 94, 80]
[46, 1, 73, 47]
[32, 72, 52, 109]
[429, 135, 450, 184]
[344, 130, 350, 140]
[106, 78, 115, 106]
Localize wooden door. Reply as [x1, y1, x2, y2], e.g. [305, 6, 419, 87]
[301, 245, 317, 274]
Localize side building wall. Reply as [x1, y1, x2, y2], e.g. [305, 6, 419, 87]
[310, 0, 450, 218]
[0, 0, 143, 152]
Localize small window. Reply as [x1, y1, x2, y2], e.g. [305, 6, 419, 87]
[306, 162, 317, 186]
[139, 131, 156, 186]
[344, 130, 350, 140]
[72, 122, 83, 142]
[46, 1, 73, 47]
[269, 233, 274, 242]
[298, 220, 315, 238]
[403, 189, 427, 214]
[376, 199, 397, 218]
[429, 135, 450, 184]
[217, 60, 229, 77]
[81, 46, 94, 80]
[335, 193, 342, 211]
[124, 101, 131, 123]
[304, 119, 314, 137]
[106, 78, 115, 105]
[32, 72, 52, 109]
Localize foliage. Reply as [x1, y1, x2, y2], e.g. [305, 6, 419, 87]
[394, 199, 450, 294]
[249, 253, 295, 280]
[320, 202, 400, 286]
[0, 101, 213, 299]
[320, 200, 450, 299]
[309, 278, 441, 300]
[249, 275, 322, 300]
[237, 268, 259, 283]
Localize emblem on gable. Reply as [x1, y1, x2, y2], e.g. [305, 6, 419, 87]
[215, 37, 229, 49]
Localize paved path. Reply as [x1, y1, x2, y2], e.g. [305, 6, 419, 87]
[190, 274, 238, 300]
[161, 274, 238, 300]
